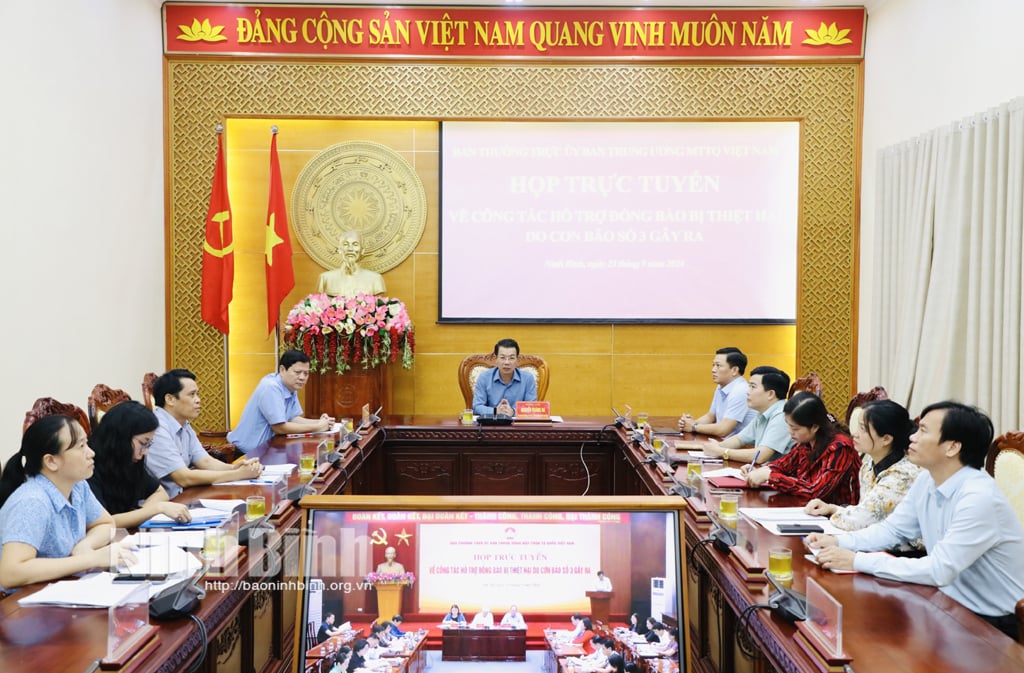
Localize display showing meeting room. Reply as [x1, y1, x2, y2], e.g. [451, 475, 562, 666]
[304, 508, 677, 630]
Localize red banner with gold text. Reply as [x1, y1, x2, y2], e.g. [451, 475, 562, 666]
[164, 4, 865, 59]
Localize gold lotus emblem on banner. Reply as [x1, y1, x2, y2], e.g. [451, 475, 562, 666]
[291, 141, 427, 273]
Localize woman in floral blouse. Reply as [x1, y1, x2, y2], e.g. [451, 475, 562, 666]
[742, 392, 860, 504]
[805, 400, 921, 533]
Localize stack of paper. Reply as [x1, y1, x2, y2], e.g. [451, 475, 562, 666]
[738, 507, 844, 536]
[140, 507, 228, 529]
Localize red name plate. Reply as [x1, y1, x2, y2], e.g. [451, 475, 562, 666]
[516, 400, 551, 420]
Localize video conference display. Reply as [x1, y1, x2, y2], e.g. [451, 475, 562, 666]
[440, 120, 800, 323]
[298, 504, 684, 654]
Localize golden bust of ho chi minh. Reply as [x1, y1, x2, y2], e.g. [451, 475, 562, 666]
[375, 546, 405, 574]
[316, 230, 387, 297]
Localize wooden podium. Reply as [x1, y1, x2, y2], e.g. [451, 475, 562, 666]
[373, 582, 407, 622]
[585, 591, 613, 626]
[306, 366, 392, 420]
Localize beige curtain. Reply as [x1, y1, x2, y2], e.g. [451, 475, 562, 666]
[869, 98, 1024, 433]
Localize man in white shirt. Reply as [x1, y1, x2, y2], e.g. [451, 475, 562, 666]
[593, 570, 612, 591]
[500, 604, 526, 628]
[470, 605, 494, 627]
[678, 347, 756, 438]
[809, 401, 1024, 641]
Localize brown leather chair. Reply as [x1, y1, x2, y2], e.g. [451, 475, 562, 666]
[985, 431, 1024, 527]
[87, 383, 132, 429]
[23, 397, 91, 434]
[458, 353, 550, 408]
[1016, 597, 1024, 644]
[844, 386, 889, 426]
[141, 372, 159, 410]
[787, 372, 823, 399]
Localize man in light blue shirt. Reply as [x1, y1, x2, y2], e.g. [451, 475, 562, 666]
[472, 338, 537, 416]
[810, 401, 1024, 641]
[678, 347, 756, 438]
[702, 366, 794, 463]
[228, 350, 335, 453]
[145, 369, 262, 499]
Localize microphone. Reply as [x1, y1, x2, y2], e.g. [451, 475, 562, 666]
[367, 405, 383, 425]
[707, 510, 737, 554]
[765, 571, 808, 622]
[286, 483, 318, 500]
[343, 419, 368, 445]
[669, 481, 696, 498]
[611, 406, 630, 429]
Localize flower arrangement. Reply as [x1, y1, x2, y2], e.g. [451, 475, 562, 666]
[365, 571, 416, 585]
[282, 293, 415, 374]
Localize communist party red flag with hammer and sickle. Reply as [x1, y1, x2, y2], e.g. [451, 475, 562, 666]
[200, 129, 233, 334]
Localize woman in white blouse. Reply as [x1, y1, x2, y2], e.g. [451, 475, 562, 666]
[805, 400, 921, 539]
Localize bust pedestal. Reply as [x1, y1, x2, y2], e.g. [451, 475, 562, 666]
[373, 582, 407, 623]
[306, 367, 392, 420]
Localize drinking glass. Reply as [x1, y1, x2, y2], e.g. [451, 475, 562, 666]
[245, 495, 266, 521]
[768, 547, 794, 580]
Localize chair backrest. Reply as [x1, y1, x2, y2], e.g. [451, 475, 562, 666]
[141, 372, 159, 410]
[844, 386, 889, 426]
[457, 353, 550, 407]
[307, 620, 318, 645]
[23, 397, 91, 435]
[1016, 597, 1024, 644]
[87, 383, 132, 429]
[986, 431, 1024, 527]
[787, 372, 823, 399]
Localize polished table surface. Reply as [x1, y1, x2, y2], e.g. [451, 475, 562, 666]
[2, 417, 1023, 673]
[654, 425, 1024, 673]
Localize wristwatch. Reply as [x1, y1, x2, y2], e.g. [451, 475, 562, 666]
[723, 448, 730, 461]
[692, 423, 698, 434]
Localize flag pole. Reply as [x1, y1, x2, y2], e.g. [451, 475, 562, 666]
[218, 122, 231, 432]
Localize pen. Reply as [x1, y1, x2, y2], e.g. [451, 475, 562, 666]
[749, 450, 760, 467]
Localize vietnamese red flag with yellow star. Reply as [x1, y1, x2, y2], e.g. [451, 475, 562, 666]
[265, 130, 294, 333]
[200, 131, 233, 335]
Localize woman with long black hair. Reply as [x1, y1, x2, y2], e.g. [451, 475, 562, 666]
[87, 401, 191, 528]
[742, 392, 860, 505]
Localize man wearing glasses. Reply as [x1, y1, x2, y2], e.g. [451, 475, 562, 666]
[472, 338, 537, 416]
[228, 349, 335, 454]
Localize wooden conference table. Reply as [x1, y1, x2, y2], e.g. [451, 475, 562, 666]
[439, 625, 526, 661]
[0, 416, 1022, 673]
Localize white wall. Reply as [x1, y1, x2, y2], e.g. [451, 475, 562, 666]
[859, 0, 1024, 388]
[0, 1, 165, 463]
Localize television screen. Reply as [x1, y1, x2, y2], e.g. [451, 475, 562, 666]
[440, 120, 800, 323]
[294, 495, 688, 670]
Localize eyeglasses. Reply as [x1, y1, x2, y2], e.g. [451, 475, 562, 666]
[134, 437, 154, 449]
[497, 355, 518, 362]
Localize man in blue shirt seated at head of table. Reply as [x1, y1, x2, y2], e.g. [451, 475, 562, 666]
[228, 349, 336, 454]
[472, 338, 537, 417]
[808, 401, 1024, 641]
